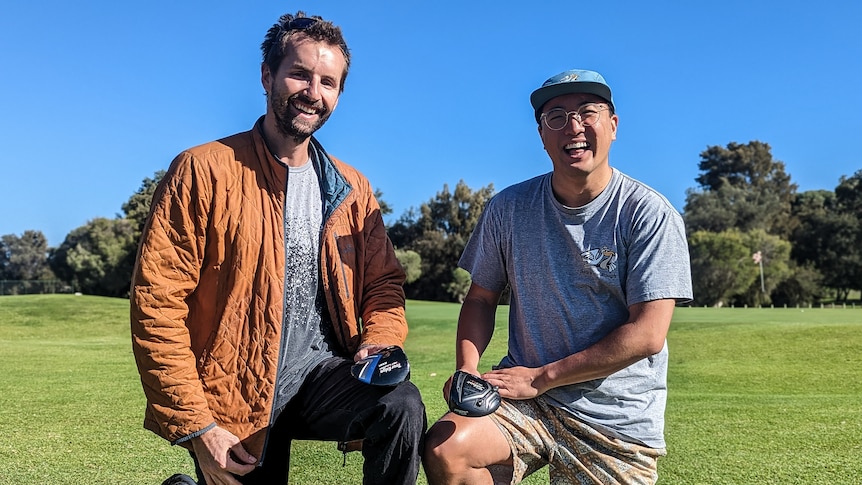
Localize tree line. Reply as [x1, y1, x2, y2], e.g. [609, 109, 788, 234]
[2, 140, 860, 305]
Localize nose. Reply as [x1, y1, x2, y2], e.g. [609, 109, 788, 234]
[564, 114, 585, 133]
[304, 77, 321, 100]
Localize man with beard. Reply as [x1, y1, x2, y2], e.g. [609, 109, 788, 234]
[131, 11, 426, 485]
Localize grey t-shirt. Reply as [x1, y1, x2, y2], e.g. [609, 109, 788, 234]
[273, 160, 336, 414]
[459, 168, 693, 448]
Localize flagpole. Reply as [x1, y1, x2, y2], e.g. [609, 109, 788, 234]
[753, 251, 765, 293]
[759, 258, 765, 293]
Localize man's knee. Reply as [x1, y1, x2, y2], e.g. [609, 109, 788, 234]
[423, 415, 512, 480]
[424, 419, 496, 484]
[422, 421, 452, 483]
[424, 419, 453, 451]
[423, 419, 462, 470]
[385, 382, 427, 424]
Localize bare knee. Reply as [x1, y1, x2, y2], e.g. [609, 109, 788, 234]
[423, 415, 509, 485]
[423, 419, 464, 479]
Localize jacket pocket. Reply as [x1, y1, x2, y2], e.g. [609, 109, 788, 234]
[332, 230, 356, 302]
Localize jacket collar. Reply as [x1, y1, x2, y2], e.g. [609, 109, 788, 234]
[308, 136, 351, 221]
[253, 116, 352, 221]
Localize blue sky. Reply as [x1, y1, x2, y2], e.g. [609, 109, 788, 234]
[2, 1, 860, 246]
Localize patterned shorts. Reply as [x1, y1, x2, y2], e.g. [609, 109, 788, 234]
[488, 397, 666, 485]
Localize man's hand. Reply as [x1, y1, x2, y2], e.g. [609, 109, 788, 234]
[191, 426, 257, 485]
[481, 366, 547, 400]
[353, 344, 394, 362]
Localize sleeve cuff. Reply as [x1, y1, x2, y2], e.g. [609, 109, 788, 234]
[171, 422, 216, 446]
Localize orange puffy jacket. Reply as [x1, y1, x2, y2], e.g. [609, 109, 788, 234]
[130, 118, 407, 458]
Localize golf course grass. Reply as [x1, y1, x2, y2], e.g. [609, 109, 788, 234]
[0, 295, 859, 484]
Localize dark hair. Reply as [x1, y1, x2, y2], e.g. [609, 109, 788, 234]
[260, 11, 351, 92]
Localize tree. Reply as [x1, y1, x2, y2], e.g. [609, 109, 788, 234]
[832, 171, 862, 298]
[394, 249, 422, 284]
[445, 267, 471, 303]
[388, 207, 422, 249]
[122, 170, 165, 235]
[49, 218, 137, 297]
[835, 169, 862, 217]
[790, 188, 861, 301]
[408, 228, 461, 301]
[685, 141, 798, 237]
[0, 230, 53, 280]
[374, 188, 393, 217]
[390, 180, 495, 301]
[687, 229, 757, 306]
[0, 238, 6, 279]
[685, 183, 786, 234]
[770, 263, 824, 307]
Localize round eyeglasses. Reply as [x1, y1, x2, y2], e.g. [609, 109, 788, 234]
[540, 104, 609, 131]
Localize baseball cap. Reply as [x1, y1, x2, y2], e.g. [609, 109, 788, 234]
[530, 69, 614, 122]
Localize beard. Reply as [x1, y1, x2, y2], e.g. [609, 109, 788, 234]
[269, 89, 332, 143]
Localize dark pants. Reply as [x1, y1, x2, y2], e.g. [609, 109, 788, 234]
[192, 356, 426, 485]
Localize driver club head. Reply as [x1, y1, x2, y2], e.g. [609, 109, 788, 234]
[350, 345, 411, 386]
[448, 370, 501, 417]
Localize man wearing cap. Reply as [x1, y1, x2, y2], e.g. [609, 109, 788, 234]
[422, 69, 693, 484]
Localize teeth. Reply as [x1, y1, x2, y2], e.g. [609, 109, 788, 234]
[566, 142, 589, 150]
[292, 101, 318, 114]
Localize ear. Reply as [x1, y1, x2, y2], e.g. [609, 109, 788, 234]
[261, 62, 272, 95]
[609, 113, 619, 141]
[537, 123, 550, 152]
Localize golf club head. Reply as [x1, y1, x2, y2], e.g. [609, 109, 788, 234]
[350, 345, 411, 386]
[448, 370, 501, 417]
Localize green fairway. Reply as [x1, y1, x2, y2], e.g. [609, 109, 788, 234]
[0, 295, 860, 484]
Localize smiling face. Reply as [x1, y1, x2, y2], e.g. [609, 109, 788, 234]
[538, 93, 618, 180]
[261, 35, 346, 143]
